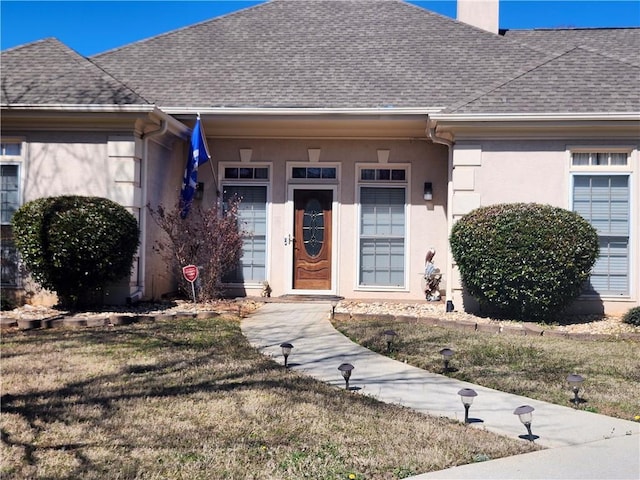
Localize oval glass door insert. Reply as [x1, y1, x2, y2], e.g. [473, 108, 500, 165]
[302, 198, 324, 257]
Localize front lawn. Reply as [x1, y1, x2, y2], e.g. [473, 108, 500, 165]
[1, 314, 536, 480]
[333, 317, 640, 421]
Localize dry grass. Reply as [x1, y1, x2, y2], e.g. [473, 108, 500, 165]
[333, 317, 640, 420]
[1, 315, 537, 480]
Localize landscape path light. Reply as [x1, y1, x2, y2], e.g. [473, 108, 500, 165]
[280, 342, 293, 368]
[338, 363, 354, 390]
[330, 299, 339, 319]
[439, 347, 454, 372]
[457, 388, 477, 424]
[383, 330, 397, 353]
[513, 405, 535, 441]
[567, 373, 585, 407]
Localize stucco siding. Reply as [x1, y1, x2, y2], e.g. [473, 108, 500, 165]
[208, 138, 449, 301]
[24, 132, 110, 201]
[449, 138, 640, 315]
[144, 136, 187, 300]
[474, 141, 567, 207]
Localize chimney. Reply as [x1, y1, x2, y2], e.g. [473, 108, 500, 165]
[457, 0, 499, 34]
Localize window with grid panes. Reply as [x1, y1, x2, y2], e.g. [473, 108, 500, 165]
[571, 151, 630, 296]
[222, 185, 267, 283]
[359, 186, 406, 287]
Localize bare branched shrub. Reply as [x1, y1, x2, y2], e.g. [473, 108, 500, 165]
[148, 198, 243, 301]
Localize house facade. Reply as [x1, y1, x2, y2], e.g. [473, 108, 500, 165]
[2, 0, 639, 315]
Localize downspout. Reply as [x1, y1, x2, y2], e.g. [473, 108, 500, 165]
[426, 119, 455, 311]
[127, 117, 168, 304]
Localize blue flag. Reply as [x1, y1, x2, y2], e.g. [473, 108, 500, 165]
[180, 116, 210, 218]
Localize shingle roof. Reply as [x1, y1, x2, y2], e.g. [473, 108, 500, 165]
[447, 46, 640, 114]
[3, 2, 638, 115]
[502, 28, 640, 67]
[92, 0, 548, 109]
[1, 38, 148, 105]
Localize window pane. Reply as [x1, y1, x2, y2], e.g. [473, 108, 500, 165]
[225, 168, 239, 179]
[307, 167, 321, 179]
[376, 169, 390, 181]
[223, 185, 267, 283]
[1, 143, 21, 156]
[391, 169, 406, 181]
[321, 168, 336, 179]
[359, 238, 405, 287]
[1, 165, 19, 223]
[359, 187, 405, 287]
[239, 168, 253, 179]
[610, 153, 628, 166]
[254, 168, 268, 179]
[573, 175, 629, 296]
[595, 153, 608, 166]
[361, 169, 375, 181]
[572, 152, 589, 166]
[292, 167, 306, 179]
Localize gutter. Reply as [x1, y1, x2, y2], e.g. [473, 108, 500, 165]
[0, 104, 158, 113]
[128, 109, 189, 304]
[429, 112, 640, 122]
[426, 119, 455, 312]
[163, 106, 445, 116]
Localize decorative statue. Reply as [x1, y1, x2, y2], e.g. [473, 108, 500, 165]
[261, 281, 272, 298]
[423, 248, 442, 301]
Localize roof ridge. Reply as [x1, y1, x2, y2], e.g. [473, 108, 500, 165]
[1, 37, 60, 53]
[445, 46, 583, 114]
[505, 26, 640, 33]
[83, 56, 152, 105]
[446, 45, 640, 114]
[569, 43, 640, 68]
[91, 1, 271, 59]
[53, 41, 151, 104]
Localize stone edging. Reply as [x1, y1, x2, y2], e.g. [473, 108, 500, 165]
[4, 307, 638, 342]
[1, 311, 220, 331]
[333, 312, 640, 342]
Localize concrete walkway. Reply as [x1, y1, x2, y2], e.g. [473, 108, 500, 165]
[241, 302, 640, 479]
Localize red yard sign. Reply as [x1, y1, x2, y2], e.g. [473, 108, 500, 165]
[182, 264, 199, 283]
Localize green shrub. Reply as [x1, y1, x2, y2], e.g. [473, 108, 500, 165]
[11, 196, 139, 308]
[622, 307, 640, 327]
[450, 203, 599, 320]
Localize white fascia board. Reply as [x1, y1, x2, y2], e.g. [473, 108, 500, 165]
[430, 112, 640, 122]
[161, 106, 445, 116]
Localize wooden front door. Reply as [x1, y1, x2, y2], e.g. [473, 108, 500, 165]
[293, 189, 332, 290]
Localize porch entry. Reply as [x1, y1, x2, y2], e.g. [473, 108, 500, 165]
[293, 189, 332, 290]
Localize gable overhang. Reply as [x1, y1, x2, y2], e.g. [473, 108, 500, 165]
[166, 107, 442, 140]
[429, 112, 640, 140]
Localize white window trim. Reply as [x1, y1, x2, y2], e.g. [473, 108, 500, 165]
[219, 162, 272, 287]
[568, 147, 637, 301]
[1, 137, 26, 226]
[355, 162, 411, 292]
[568, 146, 634, 171]
[286, 162, 341, 184]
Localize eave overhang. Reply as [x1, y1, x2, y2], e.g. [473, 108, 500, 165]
[168, 107, 441, 139]
[429, 112, 640, 140]
[0, 104, 190, 138]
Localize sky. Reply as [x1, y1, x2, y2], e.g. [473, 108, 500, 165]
[1, 0, 639, 56]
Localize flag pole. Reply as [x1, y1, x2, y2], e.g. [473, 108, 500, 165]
[197, 112, 219, 197]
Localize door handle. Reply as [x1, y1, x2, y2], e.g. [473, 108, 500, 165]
[284, 234, 295, 246]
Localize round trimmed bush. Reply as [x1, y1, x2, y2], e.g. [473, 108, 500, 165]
[450, 203, 599, 320]
[622, 307, 640, 327]
[12, 195, 139, 308]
